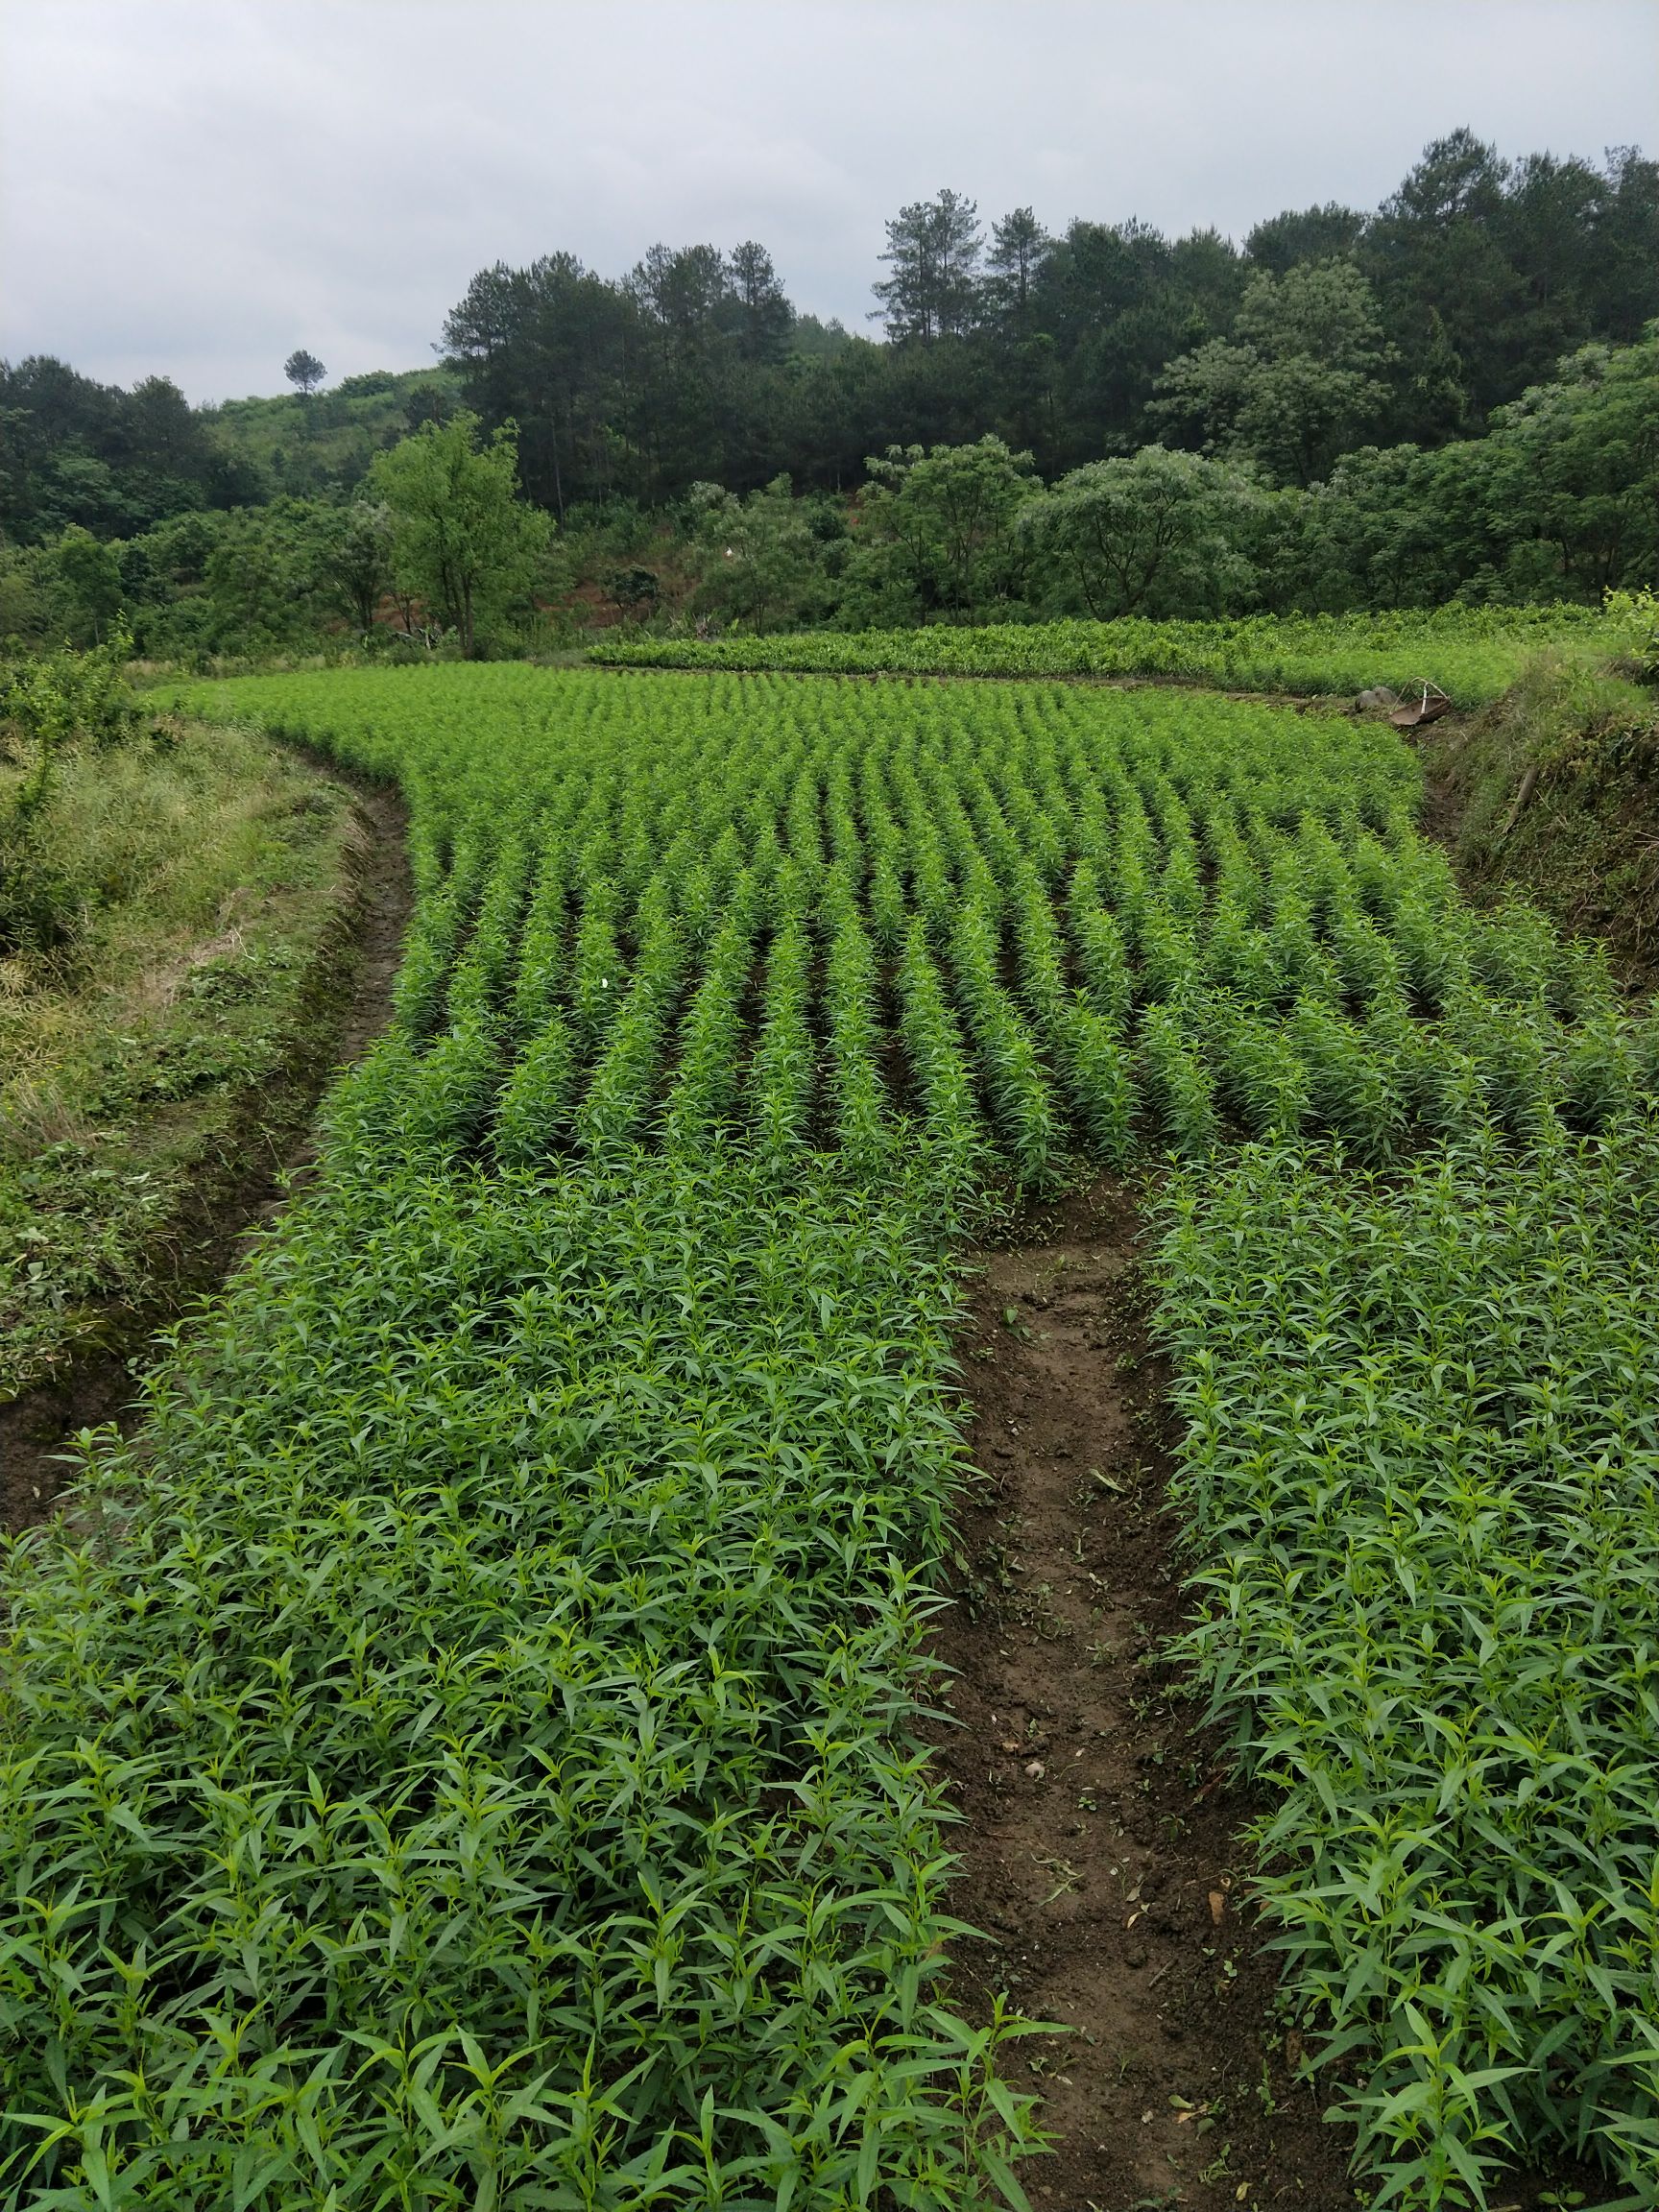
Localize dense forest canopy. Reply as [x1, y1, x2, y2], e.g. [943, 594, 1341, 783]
[436, 132, 1658, 507]
[2, 129, 1655, 657]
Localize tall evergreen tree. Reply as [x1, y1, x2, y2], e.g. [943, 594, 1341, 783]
[724, 242, 794, 363]
[985, 207, 1051, 317]
[872, 190, 984, 343]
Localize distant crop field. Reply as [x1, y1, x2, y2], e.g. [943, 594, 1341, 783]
[588, 602, 1620, 702]
[4, 661, 1657, 2210]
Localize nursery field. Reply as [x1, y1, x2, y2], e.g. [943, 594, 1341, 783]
[3, 662, 1657, 2210]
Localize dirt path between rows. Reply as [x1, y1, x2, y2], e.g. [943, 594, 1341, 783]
[933, 1176, 1602, 2211]
[0, 774, 409, 1529]
[930, 1175, 1353, 2211]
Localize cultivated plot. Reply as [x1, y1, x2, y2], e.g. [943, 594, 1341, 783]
[3, 664, 1655, 2210]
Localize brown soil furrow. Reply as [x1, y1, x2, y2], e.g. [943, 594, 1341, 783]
[932, 1174, 1607, 2210]
[929, 1175, 1354, 2211]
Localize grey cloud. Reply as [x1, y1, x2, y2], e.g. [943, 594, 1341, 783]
[2, 0, 1655, 400]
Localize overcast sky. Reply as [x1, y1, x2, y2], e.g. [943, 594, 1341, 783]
[3, 0, 1655, 404]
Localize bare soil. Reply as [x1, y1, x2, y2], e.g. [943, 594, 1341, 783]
[929, 1175, 1355, 2211]
[932, 1175, 1602, 2212]
[0, 775, 409, 1529]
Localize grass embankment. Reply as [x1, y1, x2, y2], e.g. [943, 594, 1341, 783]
[1424, 653, 1659, 991]
[588, 603, 1615, 704]
[0, 714, 360, 1420]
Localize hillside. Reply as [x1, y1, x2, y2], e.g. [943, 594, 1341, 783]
[201, 365, 466, 502]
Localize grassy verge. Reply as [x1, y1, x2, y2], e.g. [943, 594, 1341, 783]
[0, 715, 359, 1407]
[587, 604, 1622, 703]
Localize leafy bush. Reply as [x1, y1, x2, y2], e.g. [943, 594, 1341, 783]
[1155, 1123, 1659, 2202]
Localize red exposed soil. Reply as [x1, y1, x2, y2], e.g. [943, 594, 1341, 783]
[0, 776, 410, 1530]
